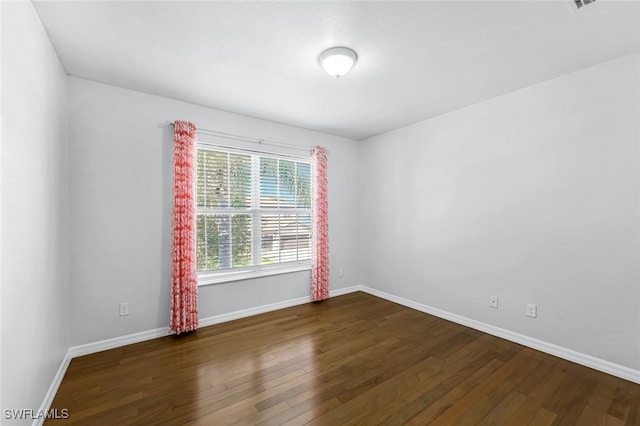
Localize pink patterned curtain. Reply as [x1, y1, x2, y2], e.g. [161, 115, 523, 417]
[170, 120, 199, 334]
[311, 146, 329, 301]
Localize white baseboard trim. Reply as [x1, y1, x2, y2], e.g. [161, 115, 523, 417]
[32, 349, 73, 426]
[69, 327, 170, 358]
[330, 285, 362, 297]
[198, 296, 308, 328]
[199, 286, 361, 328]
[69, 286, 363, 359]
[359, 285, 640, 384]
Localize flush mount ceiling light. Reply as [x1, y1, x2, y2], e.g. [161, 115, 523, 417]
[574, 0, 596, 8]
[318, 47, 358, 78]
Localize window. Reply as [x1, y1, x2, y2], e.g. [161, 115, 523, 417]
[196, 145, 312, 284]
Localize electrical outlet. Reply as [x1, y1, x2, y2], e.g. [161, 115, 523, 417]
[339, 268, 344, 277]
[526, 303, 537, 318]
[119, 302, 129, 316]
[489, 295, 498, 309]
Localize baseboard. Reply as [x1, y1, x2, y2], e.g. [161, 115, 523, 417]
[69, 327, 170, 358]
[359, 285, 640, 384]
[69, 286, 362, 359]
[198, 296, 308, 328]
[32, 349, 73, 426]
[198, 285, 361, 327]
[330, 285, 362, 297]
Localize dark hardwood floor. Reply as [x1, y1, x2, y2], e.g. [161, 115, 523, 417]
[47, 292, 639, 425]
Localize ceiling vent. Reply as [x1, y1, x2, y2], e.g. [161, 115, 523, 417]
[574, 0, 596, 9]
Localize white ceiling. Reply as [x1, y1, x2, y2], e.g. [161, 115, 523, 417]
[33, 1, 640, 140]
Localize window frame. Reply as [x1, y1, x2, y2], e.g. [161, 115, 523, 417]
[195, 142, 313, 286]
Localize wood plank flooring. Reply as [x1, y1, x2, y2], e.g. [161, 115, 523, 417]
[47, 292, 639, 425]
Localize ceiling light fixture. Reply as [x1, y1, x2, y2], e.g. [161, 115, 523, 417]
[574, 0, 596, 8]
[318, 47, 358, 78]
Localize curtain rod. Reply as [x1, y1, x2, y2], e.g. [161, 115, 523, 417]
[165, 121, 314, 153]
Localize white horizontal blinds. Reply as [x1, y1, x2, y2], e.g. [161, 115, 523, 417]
[196, 149, 225, 209]
[278, 160, 295, 207]
[293, 163, 312, 261]
[196, 145, 311, 274]
[230, 214, 252, 267]
[259, 157, 278, 209]
[196, 149, 251, 210]
[196, 148, 252, 272]
[297, 163, 311, 209]
[260, 214, 311, 264]
[281, 214, 310, 262]
[196, 214, 253, 271]
[258, 157, 311, 265]
[297, 214, 311, 260]
[259, 159, 311, 208]
[259, 158, 311, 207]
[260, 215, 280, 264]
[229, 154, 252, 209]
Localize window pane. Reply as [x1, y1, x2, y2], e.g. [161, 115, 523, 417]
[197, 147, 311, 275]
[196, 213, 252, 271]
[296, 162, 311, 209]
[278, 160, 296, 207]
[279, 214, 299, 263]
[196, 214, 219, 271]
[231, 214, 252, 267]
[196, 150, 205, 208]
[297, 214, 312, 261]
[260, 215, 280, 264]
[229, 153, 251, 209]
[197, 150, 229, 208]
[259, 158, 311, 209]
[260, 214, 311, 265]
[260, 157, 278, 208]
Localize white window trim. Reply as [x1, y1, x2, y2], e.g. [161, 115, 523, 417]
[195, 142, 312, 286]
[198, 262, 311, 286]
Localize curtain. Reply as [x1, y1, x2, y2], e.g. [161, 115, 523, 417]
[170, 120, 199, 334]
[311, 146, 329, 301]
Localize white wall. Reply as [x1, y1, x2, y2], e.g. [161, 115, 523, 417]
[1, 0, 70, 422]
[68, 77, 360, 346]
[358, 53, 640, 371]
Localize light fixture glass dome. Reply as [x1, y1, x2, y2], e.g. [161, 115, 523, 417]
[318, 47, 357, 78]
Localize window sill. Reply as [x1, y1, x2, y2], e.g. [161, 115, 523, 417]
[198, 263, 311, 286]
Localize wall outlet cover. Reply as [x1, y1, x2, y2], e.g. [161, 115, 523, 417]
[526, 303, 537, 318]
[489, 295, 498, 308]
